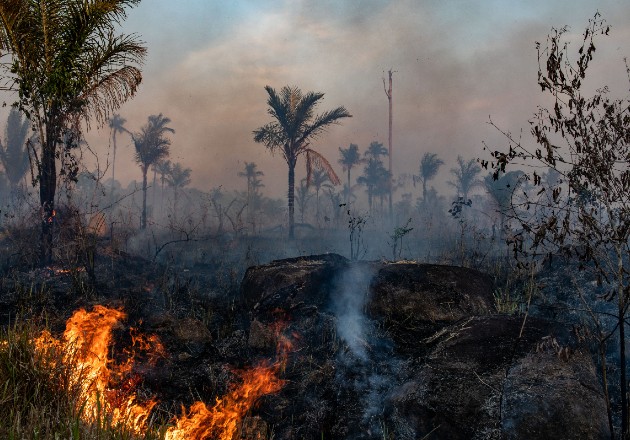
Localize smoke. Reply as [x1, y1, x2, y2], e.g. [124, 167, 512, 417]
[330, 263, 373, 360]
[330, 263, 409, 438]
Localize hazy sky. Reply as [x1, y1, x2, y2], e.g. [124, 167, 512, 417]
[76, 1, 630, 198]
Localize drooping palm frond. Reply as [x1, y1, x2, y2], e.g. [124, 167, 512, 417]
[306, 148, 341, 186]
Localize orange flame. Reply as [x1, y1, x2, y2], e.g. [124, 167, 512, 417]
[165, 322, 292, 440]
[165, 363, 284, 440]
[34, 306, 290, 439]
[35, 305, 160, 433]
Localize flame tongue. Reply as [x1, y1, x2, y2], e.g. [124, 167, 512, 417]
[33, 306, 289, 439]
[165, 363, 285, 440]
[63, 305, 125, 416]
[36, 305, 158, 433]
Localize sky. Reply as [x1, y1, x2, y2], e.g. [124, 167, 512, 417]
[69, 1, 630, 198]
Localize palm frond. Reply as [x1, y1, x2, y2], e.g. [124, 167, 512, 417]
[305, 148, 341, 186]
[299, 106, 351, 146]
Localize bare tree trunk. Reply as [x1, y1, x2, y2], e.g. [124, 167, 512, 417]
[384, 69, 393, 221]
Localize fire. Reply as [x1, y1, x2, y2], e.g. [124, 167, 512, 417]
[34, 305, 161, 433]
[165, 323, 292, 440]
[165, 363, 284, 440]
[32, 306, 290, 439]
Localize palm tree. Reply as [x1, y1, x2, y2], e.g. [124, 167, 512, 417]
[108, 113, 129, 188]
[0, 0, 145, 263]
[238, 162, 264, 232]
[358, 157, 390, 213]
[309, 169, 333, 222]
[484, 170, 524, 237]
[133, 114, 174, 229]
[365, 141, 388, 161]
[338, 143, 363, 205]
[417, 152, 444, 202]
[253, 85, 350, 238]
[238, 162, 264, 205]
[0, 108, 30, 198]
[151, 159, 171, 217]
[155, 159, 173, 193]
[165, 162, 192, 220]
[448, 156, 482, 201]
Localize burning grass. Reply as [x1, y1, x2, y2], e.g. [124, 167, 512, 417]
[0, 305, 288, 440]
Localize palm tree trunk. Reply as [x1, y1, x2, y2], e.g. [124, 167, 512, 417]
[111, 132, 117, 186]
[152, 168, 157, 217]
[288, 161, 295, 239]
[347, 168, 351, 205]
[422, 179, 427, 202]
[173, 188, 178, 223]
[160, 176, 165, 216]
[141, 167, 148, 229]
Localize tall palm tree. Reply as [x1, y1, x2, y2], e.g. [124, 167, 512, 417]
[309, 168, 333, 222]
[253, 85, 350, 238]
[238, 162, 264, 232]
[238, 162, 264, 205]
[448, 156, 482, 201]
[0, 0, 145, 263]
[108, 113, 129, 188]
[154, 159, 172, 216]
[165, 162, 191, 220]
[417, 152, 444, 202]
[0, 108, 30, 197]
[338, 143, 363, 205]
[358, 157, 390, 213]
[484, 170, 524, 236]
[133, 114, 174, 229]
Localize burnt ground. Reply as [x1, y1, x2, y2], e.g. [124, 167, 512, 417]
[0, 248, 612, 439]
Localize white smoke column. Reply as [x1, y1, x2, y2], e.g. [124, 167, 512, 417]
[331, 263, 374, 361]
[332, 263, 408, 438]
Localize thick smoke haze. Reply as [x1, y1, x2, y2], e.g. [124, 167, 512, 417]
[4, 1, 630, 200]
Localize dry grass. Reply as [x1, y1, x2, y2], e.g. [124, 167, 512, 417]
[0, 322, 164, 440]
